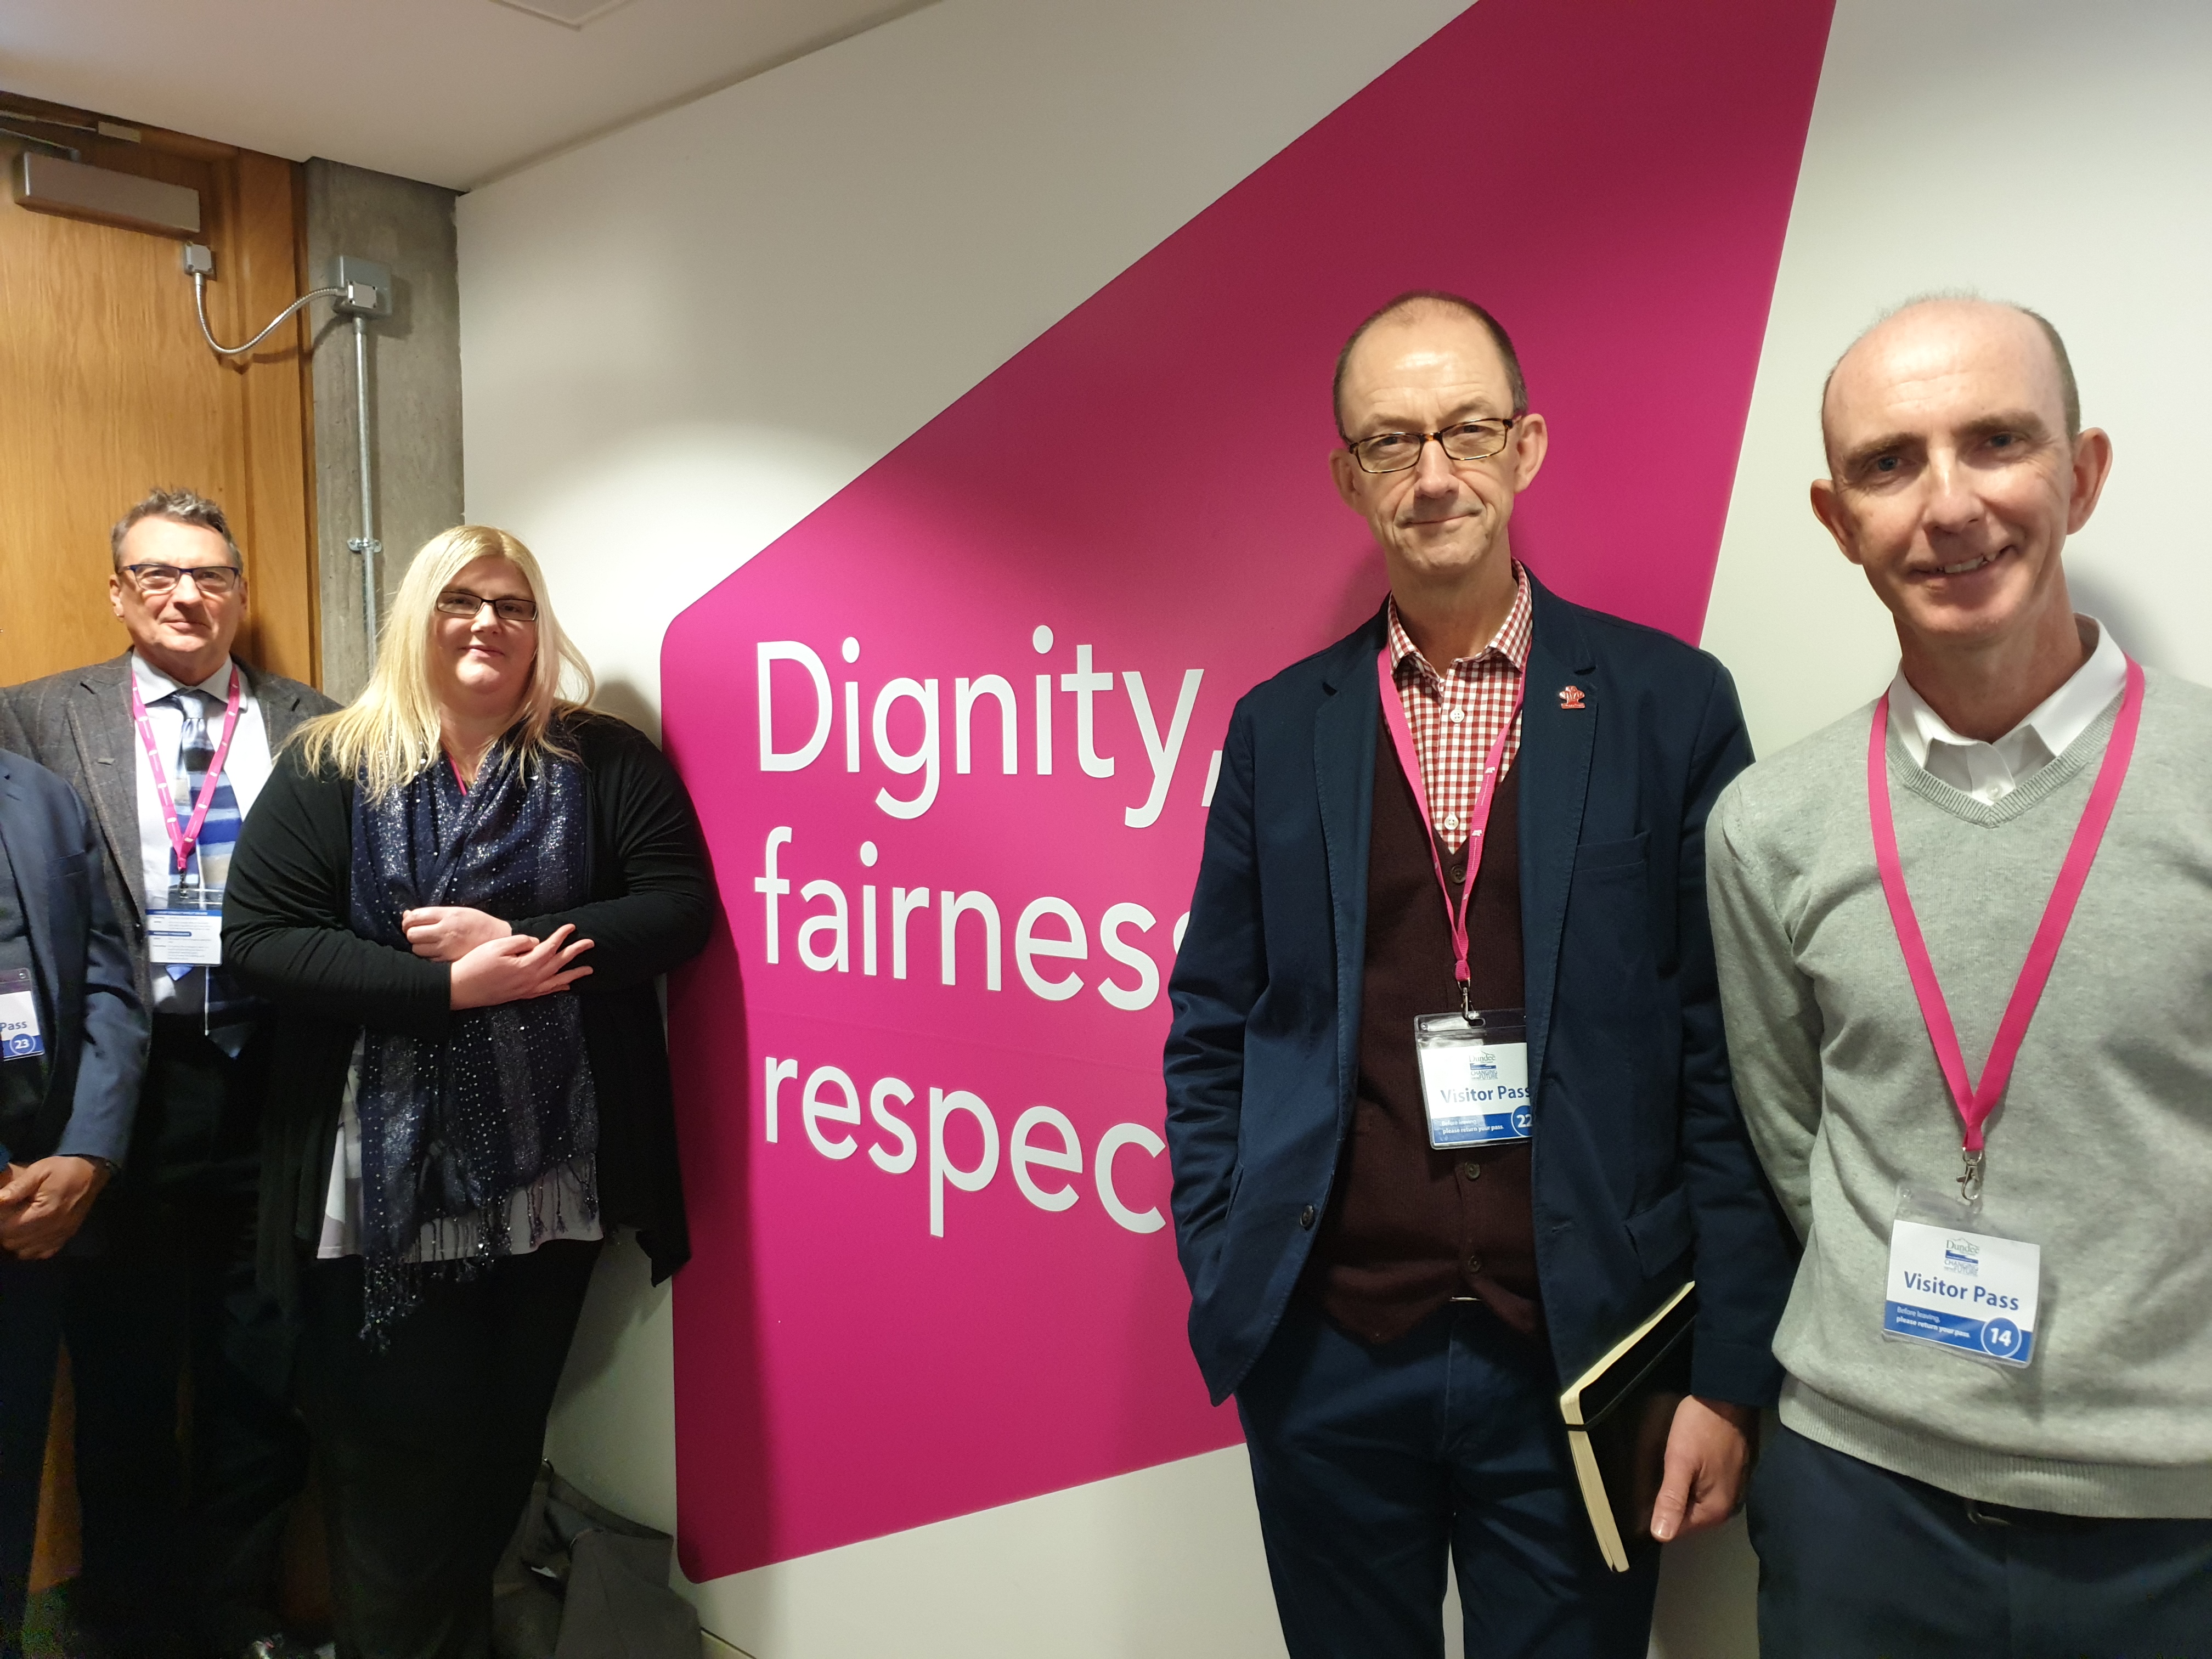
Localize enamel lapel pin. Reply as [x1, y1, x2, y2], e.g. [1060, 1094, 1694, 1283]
[1558, 684, 1587, 711]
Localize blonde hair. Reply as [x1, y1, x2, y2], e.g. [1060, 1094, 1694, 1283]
[295, 525, 596, 799]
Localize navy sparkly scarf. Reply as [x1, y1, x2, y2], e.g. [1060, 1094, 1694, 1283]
[348, 724, 597, 1338]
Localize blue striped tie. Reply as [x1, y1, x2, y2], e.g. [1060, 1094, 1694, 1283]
[168, 689, 250, 1020]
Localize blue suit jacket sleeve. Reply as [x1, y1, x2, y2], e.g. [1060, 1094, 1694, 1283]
[54, 806, 147, 1165]
[1164, 695, 1262, 1297]
[0, 755, 150, 1168]
[1673, 664, 1795, 1404]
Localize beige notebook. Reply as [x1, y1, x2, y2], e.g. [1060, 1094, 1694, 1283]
[1556, 1279, 1697, 1573]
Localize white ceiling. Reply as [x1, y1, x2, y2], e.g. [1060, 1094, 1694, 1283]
[0, 0, 931, 190]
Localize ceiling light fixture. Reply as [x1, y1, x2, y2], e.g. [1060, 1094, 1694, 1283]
[489, 0, 641, 27]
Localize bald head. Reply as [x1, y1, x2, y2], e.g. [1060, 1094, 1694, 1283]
[1808, 293, 2114, 725]
[1334, 291, 1526, 437]
[1823, 298, 2079, 462]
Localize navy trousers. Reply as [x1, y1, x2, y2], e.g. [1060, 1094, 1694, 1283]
[1235, 1297, 1660, 1659]
[0, 1257, 64, 1659]
[61, 1018, 308, 1656]
[301, 1240, 602, 1659]
[1750, 1423, 2212, 1659]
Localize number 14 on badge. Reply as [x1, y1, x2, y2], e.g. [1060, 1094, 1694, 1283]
[1883, 1189, 2041, 1368]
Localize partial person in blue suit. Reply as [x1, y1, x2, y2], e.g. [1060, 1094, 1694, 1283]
[0, 738, 149, 1659]
[1163, 291, 1796, 1658]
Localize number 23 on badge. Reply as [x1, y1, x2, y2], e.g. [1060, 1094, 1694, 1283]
[0, 967, 44, 1060]
[1415, 1009, 1531, 1150]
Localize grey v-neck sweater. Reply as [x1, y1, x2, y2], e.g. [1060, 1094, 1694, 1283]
[1708, 668, 2212, 1518]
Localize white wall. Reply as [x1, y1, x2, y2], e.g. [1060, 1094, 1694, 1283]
[1705, 0, 2212, 755]
[460, 0, 1470, 732]
[460, 0, 2212, 1654]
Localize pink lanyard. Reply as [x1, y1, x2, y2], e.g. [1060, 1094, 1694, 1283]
[1375, 648, 1525, 1008]
[1867, 658, 2143, 1199]
[129, 666, 245, 879]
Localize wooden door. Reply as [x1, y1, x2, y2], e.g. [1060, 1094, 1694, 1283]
[0, 90, 318, 686]
[0, 88, 321, 1612]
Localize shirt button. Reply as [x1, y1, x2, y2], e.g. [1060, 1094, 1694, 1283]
[1465, 1256, 1483, 1276]
[1462, 1161, 1482, 1181]
[1299, 1205, 1316, 1229]
[1442, 814, 1459, 830]
[1449, 708, 1468, 724]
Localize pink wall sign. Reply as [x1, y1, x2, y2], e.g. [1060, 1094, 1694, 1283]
[662, 0, 1834, 1579]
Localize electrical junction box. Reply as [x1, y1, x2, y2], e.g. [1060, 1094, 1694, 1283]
[330, 254, 392, 318]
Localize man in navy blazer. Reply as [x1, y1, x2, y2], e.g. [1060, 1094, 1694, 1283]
[1164, 292, 1795, 1657]
[0, 738, 148, 1659]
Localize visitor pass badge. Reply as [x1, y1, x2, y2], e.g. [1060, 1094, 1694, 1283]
[0, 967, 44, 1059]
[148, 909, 223, 966]
[1883, 1206, 2040, 1368]
[1414, 1009, 1531, 1149]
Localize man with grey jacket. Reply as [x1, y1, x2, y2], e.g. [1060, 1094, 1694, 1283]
[5, 489, 337, 1659]
[1708, 296, 2212, 1655]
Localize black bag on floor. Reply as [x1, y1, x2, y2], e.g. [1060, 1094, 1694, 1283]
[493, 1464, 701, 1659]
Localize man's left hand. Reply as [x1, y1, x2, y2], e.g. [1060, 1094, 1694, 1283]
[1649, 1395, 1757, 1543]
[0, 1155, 111, 1260]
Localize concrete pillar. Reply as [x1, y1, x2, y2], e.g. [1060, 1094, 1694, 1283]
[303, 159, 464, 701]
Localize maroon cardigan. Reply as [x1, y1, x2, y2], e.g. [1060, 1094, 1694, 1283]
[1302, 714, 1541, 1347]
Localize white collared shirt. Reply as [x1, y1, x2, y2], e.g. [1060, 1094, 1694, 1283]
[130, 652, 272, 1012]
[1887, 617, 2128, 806]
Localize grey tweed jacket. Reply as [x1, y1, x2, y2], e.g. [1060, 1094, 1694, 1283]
[4, 652, 337, 1007]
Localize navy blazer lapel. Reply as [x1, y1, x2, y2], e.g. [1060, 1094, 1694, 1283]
[68, 655, 144, 920]
[1314, 611, 1386, 1128]
[1517, 579, 1598, 1100]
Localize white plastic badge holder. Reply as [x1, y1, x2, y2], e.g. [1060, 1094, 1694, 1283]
[1882, 1184, 2041, 1368]
[147, 907, 223, 966]
[0, 966, 44, 1059]
[1415, 1008, 1531, 1149]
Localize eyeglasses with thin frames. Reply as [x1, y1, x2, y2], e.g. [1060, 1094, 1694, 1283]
[123, 562, 244, 598]
[436, 588, 539, 625]
[1345, 417, 1521, 475]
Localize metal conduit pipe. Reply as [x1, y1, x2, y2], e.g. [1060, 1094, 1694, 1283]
[190, 270, 347, 358]
[348, 313, 382, 651]
[182, 241, 391, 674]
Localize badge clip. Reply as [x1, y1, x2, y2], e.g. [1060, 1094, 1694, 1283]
[1957, 1146, 1984, 1207]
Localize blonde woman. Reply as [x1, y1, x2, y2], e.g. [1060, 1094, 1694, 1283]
[223, 526, 711, 1659]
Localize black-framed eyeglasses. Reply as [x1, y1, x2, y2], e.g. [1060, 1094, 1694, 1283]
[1346, 417, 1520, 475]
[436, 588, 539, 624]
[123, 562, 244, 597]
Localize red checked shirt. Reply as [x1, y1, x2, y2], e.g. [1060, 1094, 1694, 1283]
[1385, 561, 1532, 853]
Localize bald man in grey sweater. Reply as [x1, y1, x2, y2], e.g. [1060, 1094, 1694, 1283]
[1708, 297, 2212, 1658]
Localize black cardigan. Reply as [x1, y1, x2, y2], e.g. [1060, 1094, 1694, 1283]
[222, 710, 714, 1309]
